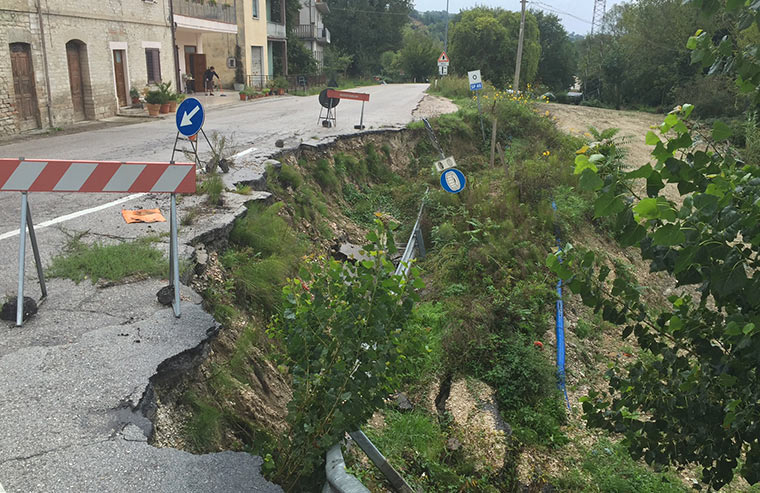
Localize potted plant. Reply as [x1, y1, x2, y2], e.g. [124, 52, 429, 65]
[239, 86, 249, 101]
[129, 87, 140, 106]
[145, 90, 162, 116]
[157, 81, 173, 114]
[168, 91, 179, 113]
[266, 78, 276, 96]
[273, 76, 289, 95]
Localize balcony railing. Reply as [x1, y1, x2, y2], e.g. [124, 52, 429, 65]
[267, 21, 286, 39]
[173, 0, 236, 24]
[292, 24, 330, 43]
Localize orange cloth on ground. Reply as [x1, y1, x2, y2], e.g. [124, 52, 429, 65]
[121, 209, 166, 223]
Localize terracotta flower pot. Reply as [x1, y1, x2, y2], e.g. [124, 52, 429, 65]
[239, 93, 247, 101]
[159, 103, 170, 114]
[278, 88, 285, 95]
[247, 94, 255, 100]
[147, 103, 160, 116]
[168, 100, 178, 113]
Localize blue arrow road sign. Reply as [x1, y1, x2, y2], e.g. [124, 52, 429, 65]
[440, 168, 466, 193]
[176, 97, 205, 137]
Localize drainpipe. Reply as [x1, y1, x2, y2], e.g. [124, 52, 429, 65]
[169, 0, 181, 92]
[35, 0, 54, 128]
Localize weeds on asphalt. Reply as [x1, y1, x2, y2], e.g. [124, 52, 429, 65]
[47, 236, 166, 283]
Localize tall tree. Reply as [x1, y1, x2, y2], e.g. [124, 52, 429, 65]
[532, 11, 576, 91]
[323, 0, 413, 76]
[448, 7, 540, 88]
[399, 28, 441, 82]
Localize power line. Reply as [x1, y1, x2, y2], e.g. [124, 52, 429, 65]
[529, 1, 593, 25]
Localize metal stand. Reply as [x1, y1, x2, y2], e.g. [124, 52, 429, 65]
[16, 191, 47, 326]
[169, 191, 181, 318]
[353, 100, 366, 130]
[319, 99, 337, 128]
[171, 129, 213, 172]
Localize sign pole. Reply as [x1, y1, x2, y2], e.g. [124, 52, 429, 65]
[476, 91, 486, 144]
[170, 192, 181, 317]
[16, 192, 28, 326]
[26, 200, 46, 301]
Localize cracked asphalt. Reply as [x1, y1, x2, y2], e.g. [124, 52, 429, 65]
[0, 84, 430, 492]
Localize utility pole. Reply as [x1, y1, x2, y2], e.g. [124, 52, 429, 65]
[444, 0, 450, 53]
[513, 0, 527, 92]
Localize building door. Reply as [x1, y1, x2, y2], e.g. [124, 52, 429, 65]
[66, 41, 86, 121]
[251, 46, 263, 87]
[112, 49, 127, 107]
[9, 43, 40, 131]
[191, 53, 207, 92]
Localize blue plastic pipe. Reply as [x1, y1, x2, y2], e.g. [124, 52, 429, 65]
[551, 201, 571, 410]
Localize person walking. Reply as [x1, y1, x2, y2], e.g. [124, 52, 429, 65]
[204, 66, 220, 96]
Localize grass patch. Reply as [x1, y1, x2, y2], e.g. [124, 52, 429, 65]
[554, 439, 688, 492]
[198, 173, 224, 206]
[48, 236, 166, 283]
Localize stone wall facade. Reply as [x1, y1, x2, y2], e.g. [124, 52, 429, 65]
[1, 0, 174, 137]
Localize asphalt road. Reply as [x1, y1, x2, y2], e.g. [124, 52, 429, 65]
[0, 83, 429, 492]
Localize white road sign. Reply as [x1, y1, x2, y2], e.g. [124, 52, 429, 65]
[468, 70, 483, 91]
[434, 156, 457, 173]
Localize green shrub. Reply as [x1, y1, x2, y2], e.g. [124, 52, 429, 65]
[229, 202, 301, 257]
[276, 163, 302, 190]
[428, 75, 473, 100]
[312, 158, 339, 192]
[198, 173, 224, 206]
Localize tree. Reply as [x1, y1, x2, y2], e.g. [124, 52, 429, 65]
[448, 7, 540, 88]
[323, 0, 413, 75]
[547, 1, 760, 487]
[287, 33, 318, 75]
[532, 11, 576, 91]
[399, 28, 441, 82]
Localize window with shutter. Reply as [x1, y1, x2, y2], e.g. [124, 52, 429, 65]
[145, 48, 161, 84]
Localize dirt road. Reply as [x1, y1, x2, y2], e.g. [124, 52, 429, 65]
[541, 103, 664, 169]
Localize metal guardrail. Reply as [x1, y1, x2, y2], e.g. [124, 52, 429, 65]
[173, 0, 236, 23]
[324, 195, 427, 493]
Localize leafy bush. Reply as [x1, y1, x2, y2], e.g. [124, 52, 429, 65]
[274, 163, 302, 190]
[428, 75, 472, 99]
[269, 221, 422, 489]
[198, 173, 224, 206]
[311, 158, 339, 192]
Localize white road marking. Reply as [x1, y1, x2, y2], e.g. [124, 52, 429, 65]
[0, 192, 146, 241]
[0, 143, 259, 242]
[232, 147, 256, 159]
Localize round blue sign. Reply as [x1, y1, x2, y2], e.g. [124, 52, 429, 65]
[175, 97, 205, 137]
[440, 168, 466, 193]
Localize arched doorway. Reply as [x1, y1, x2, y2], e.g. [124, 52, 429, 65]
[66, 40, 89, 121]
[9, 42, 40, 131]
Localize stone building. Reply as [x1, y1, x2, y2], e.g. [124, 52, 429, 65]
[1, 0, 174, 137]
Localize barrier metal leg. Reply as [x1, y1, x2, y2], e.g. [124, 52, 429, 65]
[16, 193, 28, 326]
[26, 201, 47, 301]
[415, 227, 426, 259]
[170, 193, 181, 318]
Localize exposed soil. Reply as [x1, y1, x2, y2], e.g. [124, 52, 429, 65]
[412, 94, 460, 120]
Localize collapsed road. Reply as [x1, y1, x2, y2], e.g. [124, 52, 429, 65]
[0, 84, 449, 492]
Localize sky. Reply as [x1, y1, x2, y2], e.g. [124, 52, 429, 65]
[412, 0, 624, 35]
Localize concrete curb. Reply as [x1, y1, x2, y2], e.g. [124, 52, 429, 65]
[323, 444, 369, 493]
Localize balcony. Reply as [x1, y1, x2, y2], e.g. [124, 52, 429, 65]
[267, 21, 287, 39]
[173, 0, 236, 24]
[292, 24, 331, 44]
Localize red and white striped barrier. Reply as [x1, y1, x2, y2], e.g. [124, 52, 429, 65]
[1, 157, 196, 326]
[0, 159, 196, 193]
